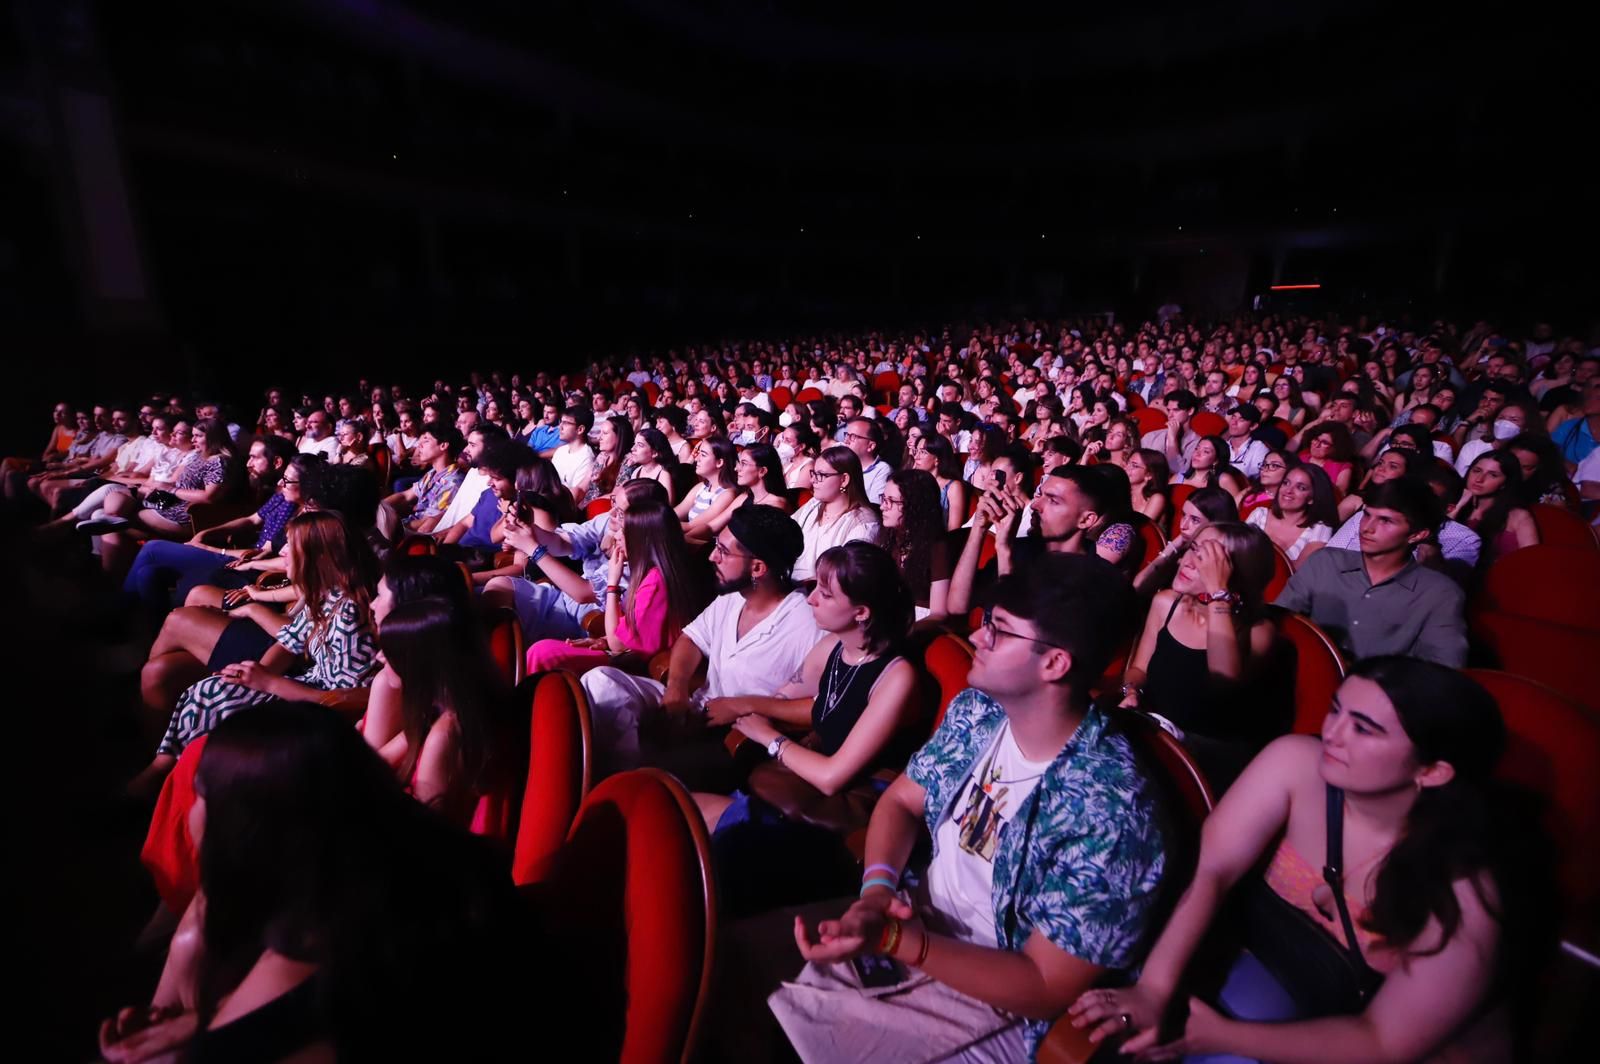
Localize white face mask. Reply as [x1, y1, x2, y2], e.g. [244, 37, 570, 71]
[1491, 418, 1521, 441]
[776, 442, 796, 463]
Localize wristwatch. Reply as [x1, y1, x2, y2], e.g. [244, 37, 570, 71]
[1199, 588, 1239, 607]
[766, 736, 788, 759]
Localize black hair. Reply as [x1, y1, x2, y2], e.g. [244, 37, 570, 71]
[1364, 476, 1444, 537]
[565, 405, 595, 432]
[420, 423, 464, 457]
[479, 439, 539, 480]
[471, 422, 510, 446]
[1165, 390, 1200, 413]
[654, 405, 689, 435]
[989, 552, 1134, 688]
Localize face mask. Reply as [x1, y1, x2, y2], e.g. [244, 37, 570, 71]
[776, 442, 796, 462]
[1491, 418, 1521, 441]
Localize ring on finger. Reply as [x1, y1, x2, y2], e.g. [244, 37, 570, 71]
[1120, 1012, 1133, 1028]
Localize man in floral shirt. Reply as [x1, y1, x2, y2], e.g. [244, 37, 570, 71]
[376, 424, 464, 542]
[773, 553, 1167, 1062]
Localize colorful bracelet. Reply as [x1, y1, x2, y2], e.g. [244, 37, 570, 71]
[859, 876, 898, 897]
[877, 915, 902, 957]
[862, 863, 900, 883]
[909, 925, 932, 967]
[606, 585, 622, 596]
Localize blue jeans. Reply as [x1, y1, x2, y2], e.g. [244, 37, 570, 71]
[123, 540, 252, 616]
[1183, 952, 1301, 1064]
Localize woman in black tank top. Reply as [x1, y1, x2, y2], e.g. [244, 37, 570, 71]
[692, 542, 923, 915]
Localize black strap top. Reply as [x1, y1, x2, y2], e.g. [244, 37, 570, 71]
[810, 641, 901, 756]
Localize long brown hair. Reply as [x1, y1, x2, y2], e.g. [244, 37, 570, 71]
[818, 445, 872, 513]
[618, 497, 710, 640]
[285, 510, 373, 655]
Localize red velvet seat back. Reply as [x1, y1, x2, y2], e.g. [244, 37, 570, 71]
[511, 671, 593, 885]
[533, 769, 716, 1064]
[1529, 504, 1598, 552]
[1470, 610, 1600, 709]
[1478, 545, 1600, 630]
[1468, 669, 1600, 916]
[1275, 610, 1348, 735]
[923, 633, 974, 736]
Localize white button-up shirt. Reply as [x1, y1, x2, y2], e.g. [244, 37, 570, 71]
[681, 590, 821, 699]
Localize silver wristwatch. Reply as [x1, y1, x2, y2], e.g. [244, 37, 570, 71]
[767, 736, 788, 759]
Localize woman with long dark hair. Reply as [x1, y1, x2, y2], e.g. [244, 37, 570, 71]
[103, 703, 549, 1063]
[877, 468, 951, 622]
[791, 445, 880, 584]
[1127, 446, 1172, 526]
[131, 511, 379, 796]
[524, 496, 710, 677]
[909, 431, 968, 531]
[697, 442, 792, 538]
[370, 597, 504, 824]
[691, 542, 920, 915]
[1072, 658, 1552, 1064]
[1247, 462, 1339, 566]
[1452, 450, 1540, 564]
[678, 435, 741, 540]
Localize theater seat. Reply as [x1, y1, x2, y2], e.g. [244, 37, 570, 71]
[769, 385, 793, 411]
[1167, 483, 1195, 538]
[1133, 407, 1168, 435]
[923, 632, 974, 735]
[486, 606, 524, 686]
[1040, 711, 1216, 1064]
[872, 370, 902, 397]
[1530, 503, 1598, 551]
[586, 497, 613, 519]
[371, 444, 391, 490]
[795, 387, 824, 404]
[1468, 669, 1600, 924]
[526, 769, 716, 1064]
[1470, 610, 1600, 709]
[510, 671, 594, 885]
[1265, 542, 1293, 600]
[1477, 545, 1600, 631]
[1272, 609, 1347, 734]
[1129, 514, 1167, 570]
[1190, 411, 1227, 438]
[397, 533, 437, 557]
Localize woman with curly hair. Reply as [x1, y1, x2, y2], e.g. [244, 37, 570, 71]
[877, 468, 951, 623]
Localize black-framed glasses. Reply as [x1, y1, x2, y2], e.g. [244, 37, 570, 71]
[980, 612, 1067, 652]
[810, 468, 842, 481]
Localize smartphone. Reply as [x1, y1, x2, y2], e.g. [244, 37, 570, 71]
[850, 952, 908, 989]
[993, 469, 1008, 489]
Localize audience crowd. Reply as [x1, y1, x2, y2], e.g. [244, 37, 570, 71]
[12, 309, 1595, 1061]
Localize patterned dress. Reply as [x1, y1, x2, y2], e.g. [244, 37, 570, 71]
[151, 454, 227, 526]
[157, 591, 378, 756]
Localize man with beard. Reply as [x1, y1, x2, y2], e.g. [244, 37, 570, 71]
[580, 505, 821, 777]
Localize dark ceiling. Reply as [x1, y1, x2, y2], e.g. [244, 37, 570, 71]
[3, 0, 1595, 397]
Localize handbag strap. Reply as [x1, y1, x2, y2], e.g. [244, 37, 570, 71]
[1322, 785, 1375, 980]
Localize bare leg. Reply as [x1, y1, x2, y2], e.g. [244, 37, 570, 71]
[140, 652, 208, 737]
[148, 606, 232, 663]
[182, 584, 226, 610]
[694, 792, 736, 833]
[152, 894, 206, 1010]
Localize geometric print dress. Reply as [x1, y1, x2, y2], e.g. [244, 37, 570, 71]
[157, 590, 378, 756]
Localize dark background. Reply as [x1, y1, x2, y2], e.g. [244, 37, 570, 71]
[3, 1, 1596, 436]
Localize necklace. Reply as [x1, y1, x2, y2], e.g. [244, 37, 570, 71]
[819, 641, 872, 722]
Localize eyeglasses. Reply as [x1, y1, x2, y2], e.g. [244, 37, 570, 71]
[1260, 460, 1287, 471]
[980, 613, 1067, 651]
[880, 496, 903, 509]
[844, 432, 874, 445]
[810, 468, 841, 481]
[710, 540, 750, 560]
[282, 476, 301, 485]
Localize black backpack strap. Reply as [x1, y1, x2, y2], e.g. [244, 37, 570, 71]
[1322, 785, 1373, 974]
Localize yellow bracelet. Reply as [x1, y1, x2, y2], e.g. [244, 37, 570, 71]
[878, 915, 902, 957]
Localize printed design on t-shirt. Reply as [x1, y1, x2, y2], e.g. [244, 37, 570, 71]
[956, 773, 1007, 861]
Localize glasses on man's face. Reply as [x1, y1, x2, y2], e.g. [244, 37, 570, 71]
[844, 432, 873, 445]
[710, 539, 749, 560]
[980, 613, 1065, 651]
[810, 468, 841, 482]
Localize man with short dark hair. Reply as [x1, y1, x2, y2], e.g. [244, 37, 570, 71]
[432, 422, 509, 540]
[1222, 404, 1268, 477]
[1275, 477, 1468, 665]
[1140, 391, 1201, 474]
[377, 424, 464, 541]
[550, 405, 595, 493]
[580, 504, 821, 775]
[771, 553, 1164, 1062]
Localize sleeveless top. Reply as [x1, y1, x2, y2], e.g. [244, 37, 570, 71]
[686, 482, 726, 521]
[1142, 595, 1214, 734]
[810, 642, 901, 756]
[938, 478, 952, 517]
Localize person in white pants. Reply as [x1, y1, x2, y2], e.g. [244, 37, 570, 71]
[581, 504, 821, 777]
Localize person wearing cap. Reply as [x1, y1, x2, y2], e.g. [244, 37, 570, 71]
[1222, 404, 1268, 478]
[579, 505, 822, 777]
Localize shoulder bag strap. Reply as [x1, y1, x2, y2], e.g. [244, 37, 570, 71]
[1322, 785, 1374, 976]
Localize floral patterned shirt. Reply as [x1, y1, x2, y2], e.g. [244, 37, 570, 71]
[407, 464, 465, 528]
[907, 689, 1167, 1059]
